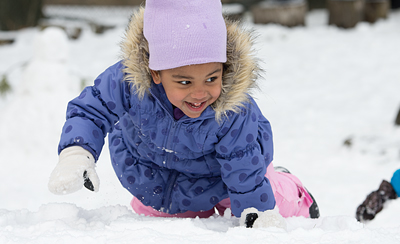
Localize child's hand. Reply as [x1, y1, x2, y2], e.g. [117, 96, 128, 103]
[48, 146, 100, 194]
[240, 207, 286, 229]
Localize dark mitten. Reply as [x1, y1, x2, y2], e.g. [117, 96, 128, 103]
[356, 180, 398, 222]
[356, 190, 383, 221]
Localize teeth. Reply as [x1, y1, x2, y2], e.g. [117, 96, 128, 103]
[189, 102, 202, 108]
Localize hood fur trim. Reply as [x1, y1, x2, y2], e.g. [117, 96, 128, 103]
[121, 7, 261, 122]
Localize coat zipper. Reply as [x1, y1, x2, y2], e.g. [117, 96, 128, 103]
[162, 121, 180, 212]
[162, 170, 179, 212]
[148, 89, 180, 212]
[148, 88, 215, 213]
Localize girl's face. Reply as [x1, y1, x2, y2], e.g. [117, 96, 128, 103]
[151, 62, 223, 118]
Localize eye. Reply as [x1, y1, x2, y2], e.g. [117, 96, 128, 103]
[206, 77, 217, 83]
[179, 80, 191, 85]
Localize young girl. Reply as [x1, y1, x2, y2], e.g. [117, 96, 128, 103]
[48, 0, 318, 227]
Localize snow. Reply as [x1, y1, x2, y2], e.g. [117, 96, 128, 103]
[1, 6, 400, 243]
[222, 3, 244, 15]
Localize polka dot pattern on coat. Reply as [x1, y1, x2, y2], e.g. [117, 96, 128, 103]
[182, 199, 191, 207]
[210, 196, 219, 205]
[65, 125, 73, 133]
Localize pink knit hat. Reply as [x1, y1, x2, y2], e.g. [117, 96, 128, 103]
[143, 0, 227, 71]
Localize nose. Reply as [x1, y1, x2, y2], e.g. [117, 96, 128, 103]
[190, 85, 207, 100]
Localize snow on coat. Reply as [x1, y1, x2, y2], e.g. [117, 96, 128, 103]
[58, 8, 275, 217]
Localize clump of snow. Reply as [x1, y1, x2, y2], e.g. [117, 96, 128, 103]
[34, 27, 69, 62]
[43, 5, 136, 26]
[222, 4, 245, 15]
[0, 8, 400, 244]
[240, 207, 287, 229]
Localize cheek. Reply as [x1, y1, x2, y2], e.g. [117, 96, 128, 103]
[211, 84, 222, 99]
[165, 89, 186, 104]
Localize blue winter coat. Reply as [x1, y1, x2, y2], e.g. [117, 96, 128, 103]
[58, 9, 275, 217]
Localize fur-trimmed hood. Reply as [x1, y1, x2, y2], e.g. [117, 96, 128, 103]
[120, 7, 260, 121]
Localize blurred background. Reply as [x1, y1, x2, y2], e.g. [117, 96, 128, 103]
[1, 0, 400, 32]
[1, 0, 400, 93]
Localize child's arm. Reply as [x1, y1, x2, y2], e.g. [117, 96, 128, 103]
[49, 61, 131, 194]
[215, 98, 275, 217]
[58, 61, 131, 160]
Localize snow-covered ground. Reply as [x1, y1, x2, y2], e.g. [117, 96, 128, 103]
[1, 6, 400, 243]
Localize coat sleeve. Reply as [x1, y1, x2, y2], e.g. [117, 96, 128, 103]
[391, 169, 400, 196]
[215, 98, 275, 217]
[58, 61, 131, 160]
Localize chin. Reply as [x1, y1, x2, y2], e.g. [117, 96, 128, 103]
[185, 113, 201, 119]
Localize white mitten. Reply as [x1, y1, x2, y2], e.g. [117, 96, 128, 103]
[240, 207, 286, 229]
[48, 146, 100, 195]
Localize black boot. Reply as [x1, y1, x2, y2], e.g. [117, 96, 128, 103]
[274, 166, 291, 174]
[274, 166, 320, 218]
[308, 191, 320, 219]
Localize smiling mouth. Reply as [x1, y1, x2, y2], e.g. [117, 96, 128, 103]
[186, 101, 206, 110]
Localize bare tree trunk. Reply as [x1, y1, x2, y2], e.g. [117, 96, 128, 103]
[0, 0, 43, 31]
[328, 0, 365, 29]
[307, 0, 327, 9]
[391, 0, 400, 9]
[252, 0, 308, 27]
[395, 107, 400, 126]
[364, 0, 390, 23]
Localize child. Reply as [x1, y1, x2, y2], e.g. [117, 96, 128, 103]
[48, 0, 318, 227]
[356, 169, 400, 222]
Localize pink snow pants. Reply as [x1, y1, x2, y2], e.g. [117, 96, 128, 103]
[130, 163, 313, 218]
